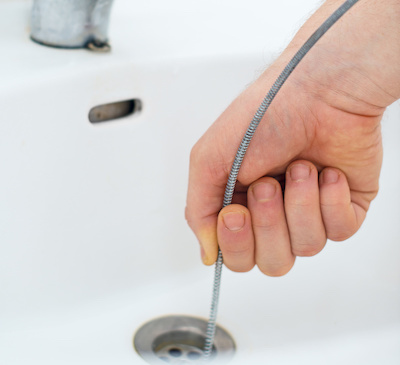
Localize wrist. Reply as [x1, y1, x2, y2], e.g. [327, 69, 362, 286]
[263, 0, 400, 117]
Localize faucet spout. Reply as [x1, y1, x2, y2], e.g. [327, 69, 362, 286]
[30, 0, 115, 51]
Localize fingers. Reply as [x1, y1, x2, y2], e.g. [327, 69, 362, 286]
[285, 161, 327, 256]
[283, 162, 365, 256]
[217, 205, 255, 272]
[217, 176, 296, 276]
[247, 178, 295, 276]
[319, 167, 366, 241]
[217, 178, 296, 276]
[190, 157, 369, 275]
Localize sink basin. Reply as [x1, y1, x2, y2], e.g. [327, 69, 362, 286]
[1, 0, 399, 364]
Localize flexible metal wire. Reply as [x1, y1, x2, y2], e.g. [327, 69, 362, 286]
[202, 0, 360, 359]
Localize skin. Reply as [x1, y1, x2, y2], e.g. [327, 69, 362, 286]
[185, 0, 400, 276]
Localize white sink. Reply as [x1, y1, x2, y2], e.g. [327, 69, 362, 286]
[1, 1, 399, 364]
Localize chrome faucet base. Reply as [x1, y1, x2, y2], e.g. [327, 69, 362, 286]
[30, 0, 114, 51]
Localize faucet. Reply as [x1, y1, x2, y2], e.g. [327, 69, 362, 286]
[30, 0, 115, 52]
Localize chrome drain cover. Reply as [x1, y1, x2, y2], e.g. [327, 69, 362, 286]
[134, 315, 236, 364]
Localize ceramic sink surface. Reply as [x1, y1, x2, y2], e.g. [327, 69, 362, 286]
[1, 0, 399, 364]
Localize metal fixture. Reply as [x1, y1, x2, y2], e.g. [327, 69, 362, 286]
[134, 315, 235, 364]
[30, 0, 114, 51]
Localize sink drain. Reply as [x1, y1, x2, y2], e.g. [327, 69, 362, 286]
[134, 315, 235, 364]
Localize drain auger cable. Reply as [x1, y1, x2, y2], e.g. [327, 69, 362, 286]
[203, 0, 361, 359]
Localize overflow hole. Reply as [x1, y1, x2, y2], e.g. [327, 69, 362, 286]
[89, 99, 142, 123]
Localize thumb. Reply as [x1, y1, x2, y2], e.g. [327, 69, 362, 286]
[185, 136, 228, 265]
[185, 78, 281, 265]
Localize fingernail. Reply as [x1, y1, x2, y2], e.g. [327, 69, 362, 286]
[198, 230, 218, 266]
[322, 169, 339, 184]
[252, 182, 276, 202]
[222, 211, 245, 231]
[289, 164, 311, 181]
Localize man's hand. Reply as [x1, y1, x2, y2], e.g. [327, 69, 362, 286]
[185, 0, 400, 276]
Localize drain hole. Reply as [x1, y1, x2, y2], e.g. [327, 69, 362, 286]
[88, 99, 142, 123]
[153, 330, 213, 353]
[134, 315, 235, 364]
[153, 330, 216, 361]
[187, 351, 202, 360]
[168, 348, 182, 357]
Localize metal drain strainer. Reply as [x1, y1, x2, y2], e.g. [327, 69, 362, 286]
[134, 315, 235, 364]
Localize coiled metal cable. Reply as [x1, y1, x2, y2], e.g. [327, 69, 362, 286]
[203, 0, 361, 359]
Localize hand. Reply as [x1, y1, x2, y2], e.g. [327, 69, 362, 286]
[185, 0, 400, 276]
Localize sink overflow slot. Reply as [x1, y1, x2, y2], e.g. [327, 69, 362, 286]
[88, 99, 142, 123]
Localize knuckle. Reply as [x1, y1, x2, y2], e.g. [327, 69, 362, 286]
[252, 221, 280, 232]
[222, 245, 252, 257]
[292, 241, 325, 257]
[225, 261, 254, 273]
[190, 141, 228, 183]
[189, 141, 202, 166]
[286, 201, 313, 209]
[327, 230, 355, 242]
[258, 262, 294, 277]
[184, 206, 193, 227]
[325, 220, 358, 242]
